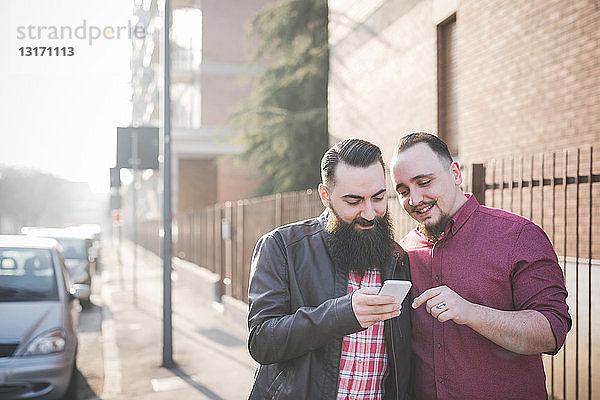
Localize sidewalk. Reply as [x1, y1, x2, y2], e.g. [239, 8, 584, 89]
[100, 239, 256, 400]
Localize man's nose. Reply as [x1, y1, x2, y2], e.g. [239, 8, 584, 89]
[361, 200, 376, 221]
[408, 190, 423, 207]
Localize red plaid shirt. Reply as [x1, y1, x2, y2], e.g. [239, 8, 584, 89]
[337, 269, 387, 400]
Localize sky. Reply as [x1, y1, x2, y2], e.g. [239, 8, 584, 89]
[0, 0, 135, 193]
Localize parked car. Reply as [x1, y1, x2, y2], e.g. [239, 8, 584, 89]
[22, 228, 96, 304]
[65, 224, 102, 273]
[0, 235, 90, 400]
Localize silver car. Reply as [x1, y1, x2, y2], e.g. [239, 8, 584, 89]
[22, 229, 96, 305]
[0, 235, 90, 400]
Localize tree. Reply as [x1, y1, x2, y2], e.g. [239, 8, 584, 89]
[231, 0, 329, 195]
[0, 167, 64, 229]
[0, 166, 104, 233]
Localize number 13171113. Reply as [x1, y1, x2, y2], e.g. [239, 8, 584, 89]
[19, 47, 75, 56]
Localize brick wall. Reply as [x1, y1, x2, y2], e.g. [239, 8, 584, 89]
[457, 0, 600, 163]
[200, 75, 253, 126]
[329, 0, 600, 165]
[201, 0, 268, 64]
[329, 0, 437, 161]
[201, 0, 271, 126]
[329, 0, 600, 254]
[217, 156, 262, 202]
[178, 159, 218, 212]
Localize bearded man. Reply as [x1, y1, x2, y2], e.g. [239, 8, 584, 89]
[391, 132, 571, 400]
[247, 139, 412, 400]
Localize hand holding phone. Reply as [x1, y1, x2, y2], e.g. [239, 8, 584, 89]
[379, 280, 412, 304]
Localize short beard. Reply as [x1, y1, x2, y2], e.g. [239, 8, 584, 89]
[325, 208, 394, 276]
[418, 212, 451, 241]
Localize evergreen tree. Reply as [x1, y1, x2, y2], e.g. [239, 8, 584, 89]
[231, 0, 328, 195]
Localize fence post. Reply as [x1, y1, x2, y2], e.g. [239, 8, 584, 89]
[214, 204, 223, 297]
[224, 201, 233, 297]
[471, 163, 486, 205]
[236, 200, 245, 301]
[275, 193, 282, 227]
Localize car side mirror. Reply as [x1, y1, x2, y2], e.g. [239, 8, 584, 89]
[69, 284, 91, 300]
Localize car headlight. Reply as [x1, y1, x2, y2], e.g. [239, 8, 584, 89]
[24, 329, 66, 356]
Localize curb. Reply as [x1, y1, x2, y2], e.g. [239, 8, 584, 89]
[172, 257, 221, 303]
[100, 271, 121, 399]
[221, 295, 249, 329]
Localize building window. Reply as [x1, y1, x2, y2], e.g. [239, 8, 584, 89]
[437, 14, 458, 156]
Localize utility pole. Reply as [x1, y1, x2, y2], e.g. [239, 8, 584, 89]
[162, 0, 174, 368]
[131, 130, 139, 306]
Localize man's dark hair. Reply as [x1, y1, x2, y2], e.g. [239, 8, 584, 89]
[394, 132, 453, 165]
[321, 138, 385, 187]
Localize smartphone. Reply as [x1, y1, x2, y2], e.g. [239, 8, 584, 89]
[379, 280, 412, 304]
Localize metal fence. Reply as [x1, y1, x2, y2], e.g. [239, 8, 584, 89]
[133, 144, 598, 400]
[173, 190, 324, 302]
[463, 146, 599, 400]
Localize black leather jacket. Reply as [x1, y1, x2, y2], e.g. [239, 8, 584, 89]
[248, 211, 412, 399]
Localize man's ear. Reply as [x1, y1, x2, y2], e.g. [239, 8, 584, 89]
[318, 183, 330, 208]
[450, 161, 463, 186]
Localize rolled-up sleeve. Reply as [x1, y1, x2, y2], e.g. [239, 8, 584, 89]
[511, 222, 572, 354]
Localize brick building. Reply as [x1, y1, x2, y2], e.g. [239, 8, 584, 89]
[328, 1, 599, 397]
[329, 0, 599, 163]
[131, 0, 272, 215]
[329, 0, 599, 248]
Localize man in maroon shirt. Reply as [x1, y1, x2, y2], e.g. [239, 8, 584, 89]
[390, 132, 571, 400]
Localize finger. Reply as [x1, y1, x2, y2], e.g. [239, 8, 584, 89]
[357, 287, 381, 295]
[359, 293, 397, 306]
[360, 304, 403, 321]
[412, 287, 443, 309]
[369, 294, 397, 305]
[378, 294, 396, 304]
[371, 303, 403, 315]
[430, 302, 447, 318]
[382, 309, 402, 321]
[425, 296, 444, 314]
[437, 309, 452, 323]
[365, 309, 402, 324]
[353, 290, 390, 306]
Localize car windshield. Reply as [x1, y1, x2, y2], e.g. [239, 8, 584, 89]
[55, 238, 87, 259]
[0, 248, 59, 302]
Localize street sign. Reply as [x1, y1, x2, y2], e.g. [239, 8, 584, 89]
[110, 167, 121, 187]
[110, 193, 122, 209]
[111, 209, 122, 224]
[116, 126, 159, 170]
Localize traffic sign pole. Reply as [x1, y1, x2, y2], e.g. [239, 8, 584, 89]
[162, 0, 174, 369]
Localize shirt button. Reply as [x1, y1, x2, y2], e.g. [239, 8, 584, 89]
[438, 377, 444, 383]
[434, 275, 439, 281]
[436, 343, 441, 349]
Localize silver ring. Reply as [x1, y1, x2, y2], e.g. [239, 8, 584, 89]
[435, 302, 447, 310]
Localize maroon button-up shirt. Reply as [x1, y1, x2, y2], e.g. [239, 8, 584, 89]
[401, 194, 571, 400]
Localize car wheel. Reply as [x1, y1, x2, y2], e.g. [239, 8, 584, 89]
[62, 360, 78, 400]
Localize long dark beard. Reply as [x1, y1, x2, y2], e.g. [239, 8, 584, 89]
[325, 208, 394, 276]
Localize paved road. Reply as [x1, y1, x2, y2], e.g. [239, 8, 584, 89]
[73, 260, 105, 399]
[74, 240, 256, 399]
